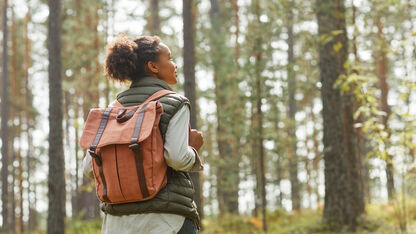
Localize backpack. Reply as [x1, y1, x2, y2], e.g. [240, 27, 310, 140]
[80, 90, 175, 204]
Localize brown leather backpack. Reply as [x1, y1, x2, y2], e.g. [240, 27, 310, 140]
[80, 90, 175, 204]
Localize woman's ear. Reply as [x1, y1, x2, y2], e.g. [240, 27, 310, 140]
[147, 61, 159, 74]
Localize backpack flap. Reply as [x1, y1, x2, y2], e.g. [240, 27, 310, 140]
[79, 101, 163, 150]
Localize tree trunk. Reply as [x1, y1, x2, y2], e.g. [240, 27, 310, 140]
[250, 102, 260, 216]
[14, 118, 24, 233]
[317, 0, 363, 231]
[18, 149, 24, 233]
[209, 0, 240, 215]
[78, 1, 101, 220]
[375, 16, 394, 201]
[232, 0, 240, 59]
[351, 0, 368, 208]
[11, 144, 16, 233]
[24, 3, 34, 231]
[271, 99, 283, 208]
[103, 0, 111, 107]
[150, 0, 160, 35]
[286, 0, 300, 210]
[72, 99, 80, 215]
[255, 60, 267, 232]
[252, 0, 266, 231]
[183, 0, 203, 223]
[1, 0, 9, 231]
[47, 0, 66, 233]
[311, 109, 322, 206]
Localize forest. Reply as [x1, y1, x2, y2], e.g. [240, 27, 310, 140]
[1, 0, 416, 233]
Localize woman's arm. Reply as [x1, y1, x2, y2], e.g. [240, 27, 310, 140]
[163, 105, 204, 172]
[82, 152, 94, 179]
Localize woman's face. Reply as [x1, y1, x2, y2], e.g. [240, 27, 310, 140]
[154, 42, 178, 85]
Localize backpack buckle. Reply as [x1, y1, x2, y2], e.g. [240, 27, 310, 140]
[88, 149, 102, 166]
[88, 149, 98, 158]
[129, 143, 140, 150]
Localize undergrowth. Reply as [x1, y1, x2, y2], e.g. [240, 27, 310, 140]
[60, 199, 416, 234]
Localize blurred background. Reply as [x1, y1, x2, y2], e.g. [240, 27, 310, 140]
[1, 0, 416, 233]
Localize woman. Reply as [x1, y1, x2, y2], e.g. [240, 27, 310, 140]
[83, 35, 204, 234]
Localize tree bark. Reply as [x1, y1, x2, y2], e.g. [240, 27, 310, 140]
[72, 99, 80, 215]
[232, 0, 240, 59]
[375, 16, 394, 201]
[271, 99, 283, 208]
[183, 0, 203, 223]
[311, 109, 321, 206]
[18, 149, 24, 233]
[253, 0, 266, 231]
[78, 1, 101, 219]
[351, 0, 368, 208]
[24, 3, 34, 231]
[286, 0, 300, 210]
[209, 0, 240, 215]
[1, 0, 9, 231]
[11, 143, 15, 233]
[317, 0, 363, 231]
[150, 0, 160, 35]
[47, 0, 66, 233]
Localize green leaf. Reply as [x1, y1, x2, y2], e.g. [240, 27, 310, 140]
[333, 41, 343, 52]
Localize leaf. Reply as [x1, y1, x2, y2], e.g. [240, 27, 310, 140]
[333, 41, 343, 52]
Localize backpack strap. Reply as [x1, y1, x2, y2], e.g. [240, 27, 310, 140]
[88, 107, 113, 203]
[89, 107, 113, 153]
[128, 89, 175, 199]
[109, 99, 123, 107]
[129, 102, 150, 198]
[139, 89, 176, 107]
[109, 89, 176, 108]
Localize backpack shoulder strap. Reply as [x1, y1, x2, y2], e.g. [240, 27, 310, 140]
[109, 90, 176, 108]
[109, 100, 123, 107]
[140, 90, 176, 107]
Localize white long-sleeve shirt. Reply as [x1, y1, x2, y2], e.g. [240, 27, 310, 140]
[83, 105, 203, 234]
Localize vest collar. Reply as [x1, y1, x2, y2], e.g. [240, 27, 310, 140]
[130, 76, 173, 91]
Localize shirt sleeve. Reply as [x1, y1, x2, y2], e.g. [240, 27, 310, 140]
[82, 152, 95, 179]
[163, 105, 204, 172]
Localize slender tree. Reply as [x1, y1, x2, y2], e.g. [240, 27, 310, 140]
[150, 0, 160, 35]
[1, 0, 9, 231]
[209, 0, 240, 215]
[350, 0, 369, 207]
[76, 0, 102, 219]
[47, 0, 66, 233]
[375, 15, 394, 201]
[10, 6, 24, 232]
[10, 141, 15, 233]
[252, 1, 266, 230]
[183, 0, 203, 222]
[24, 3, 35, 229]
[286, 0, 301, 210]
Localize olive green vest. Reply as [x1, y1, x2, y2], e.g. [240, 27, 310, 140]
[100, 77, 200, 229]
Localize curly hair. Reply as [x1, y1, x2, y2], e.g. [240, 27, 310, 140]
[103, 35, 162, 82]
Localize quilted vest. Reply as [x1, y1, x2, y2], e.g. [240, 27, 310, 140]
[100, 77, 200, 229]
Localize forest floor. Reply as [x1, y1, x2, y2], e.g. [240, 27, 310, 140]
[201, 200, 416, 234]
[55, 199, 416, 233]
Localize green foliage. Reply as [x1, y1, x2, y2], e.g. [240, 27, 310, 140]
[66, 216, 102, 234]
[202, 215, 261, 234]
[334, 63, 391, 161]
[318, 30, 344, 46]
[202, 202, 416, 234]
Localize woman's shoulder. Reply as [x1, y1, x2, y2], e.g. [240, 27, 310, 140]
[159, 92, 190, 107]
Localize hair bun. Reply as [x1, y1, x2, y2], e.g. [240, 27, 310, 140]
[104, 35, 139, 82]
